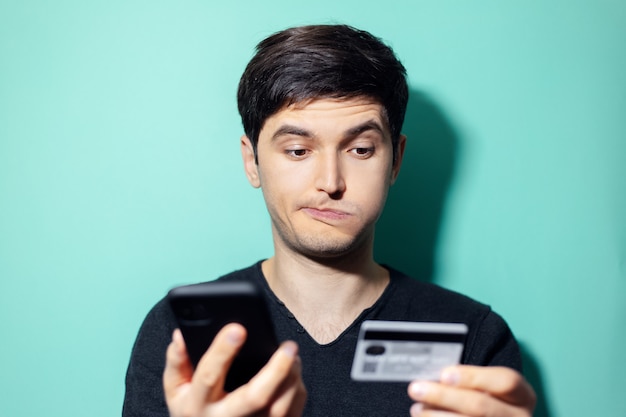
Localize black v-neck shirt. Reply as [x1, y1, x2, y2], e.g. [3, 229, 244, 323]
[123, 262, 521, 417]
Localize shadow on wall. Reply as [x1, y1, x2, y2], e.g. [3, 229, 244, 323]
[375, 89, 457, 282]
[520, 343, 554, 417]
[374, 90, 552, 416]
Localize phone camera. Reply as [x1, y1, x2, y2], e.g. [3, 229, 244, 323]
[192, 303, 208, 319]
[179, 304, 208, 320]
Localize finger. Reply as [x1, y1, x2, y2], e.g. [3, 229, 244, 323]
[412, 406, 463, 417]
[218, 341, 300, 416]
[408, 381, 523, 417]
[187, 323, 246, 409]
[411, 403, 463, 417]
[440, 365, 536, 407]
[246, 341, 299, 401]
[267, 355, 307, 417]
[163, 329, 194, 400]
[285, 376, 308, 417]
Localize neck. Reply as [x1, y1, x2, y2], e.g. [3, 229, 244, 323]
[262, 239, 389, 344]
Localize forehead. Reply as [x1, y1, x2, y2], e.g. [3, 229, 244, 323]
[260, 97, 388, 135]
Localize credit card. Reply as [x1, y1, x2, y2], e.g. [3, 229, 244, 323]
[351, 320, 468, 382]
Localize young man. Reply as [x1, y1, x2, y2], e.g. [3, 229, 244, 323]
[123, 25, 536, 417]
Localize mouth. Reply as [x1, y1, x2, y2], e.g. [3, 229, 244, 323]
[301, 207, 351, 222]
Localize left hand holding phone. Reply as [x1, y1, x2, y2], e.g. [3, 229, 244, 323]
[163, 323, 307, 417]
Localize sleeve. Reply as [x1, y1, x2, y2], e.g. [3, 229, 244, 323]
[122, 298, 177, 417]
[462, 308, 523, 373]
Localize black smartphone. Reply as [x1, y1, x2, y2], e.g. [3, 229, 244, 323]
[167, 280, 279, 391]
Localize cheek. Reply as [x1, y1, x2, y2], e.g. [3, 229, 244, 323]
[258, 167, 303, 208]
[264, 167, 303, 191]
[347, 170, 392, 210]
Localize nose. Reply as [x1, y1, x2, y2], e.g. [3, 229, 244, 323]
[314, 152, 346, 198]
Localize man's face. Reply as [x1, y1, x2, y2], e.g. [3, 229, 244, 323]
[241, 97, 405, 259]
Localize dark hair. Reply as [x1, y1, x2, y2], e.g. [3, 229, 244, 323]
[237, 24, 408, 162]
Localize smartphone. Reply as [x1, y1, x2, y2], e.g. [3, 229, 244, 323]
[167, 280, 279, 391]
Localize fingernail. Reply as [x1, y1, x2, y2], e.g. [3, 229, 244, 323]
[408, 382, 428, 400]
[172, 329, 185, 354]
[410, 402, 423, 416]
[281, 341, 298, 357]
[441, 367, 460, 385]
[227, 328, 244, 345]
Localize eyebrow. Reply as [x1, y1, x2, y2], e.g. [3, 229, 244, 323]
[346, 120, 386, 138]
[271, 125, 312, 141]
[270, 119, 386, 142]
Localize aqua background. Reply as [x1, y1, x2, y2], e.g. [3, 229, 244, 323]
[1, 1, 624, 416]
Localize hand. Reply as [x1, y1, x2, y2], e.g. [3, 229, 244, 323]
[407, 365, 536, 417]
[163, 323, 307, 417]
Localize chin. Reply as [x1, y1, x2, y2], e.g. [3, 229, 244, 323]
[292, 234, 368, 259]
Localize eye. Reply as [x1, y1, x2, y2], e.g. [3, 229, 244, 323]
[350, 147, 375, 158]
[285, 148, 309, 158]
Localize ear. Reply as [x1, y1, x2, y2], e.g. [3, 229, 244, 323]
[390, 134, 407, 185]
[241, 135, 261, 188]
